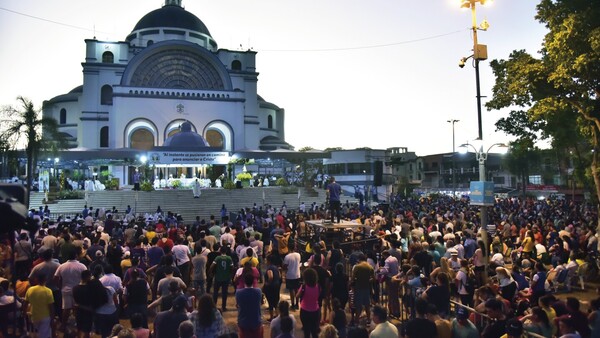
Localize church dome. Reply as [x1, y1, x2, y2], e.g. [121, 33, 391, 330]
[163, 121, 209, 148]
[133, 4, 212, 37]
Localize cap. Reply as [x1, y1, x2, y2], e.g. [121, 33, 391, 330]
[456, 307, 469, 319]
[97, 226, 104, 233]
[95, 250, 103, 257]
[506, 318, 523, 336]
[448, 248, 458, 256]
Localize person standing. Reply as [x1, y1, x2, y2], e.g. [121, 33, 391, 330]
[352, 253, 375, 326]
[53, 249, 87, 329]
[211, 246, 233, 312]
[370, 305, 398, 338]
[298, 268, 321, 338]
[172, 237, 192, 286]
[283, 244, 302, 310]
[236, 273, 264, 338]
[24, 273, 55, 338]
[326, 176, 342, 223]
[191, 244, 207, 301]
[14, 232, 33, 281]
[29, 249, 60, 320]
[153, 295, 189, 338]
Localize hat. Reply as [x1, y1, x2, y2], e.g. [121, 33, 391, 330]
[456, 307, 469, 319]
[95, 250, 103, 257]
[123, 251, 131, 258]
[96, 226, 104, 233]
[172, 294, 187, 310]
[506, 318, 523, 336]
[448, 248, 458, 256]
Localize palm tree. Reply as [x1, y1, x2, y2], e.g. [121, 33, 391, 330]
[1, 96, 66, 200]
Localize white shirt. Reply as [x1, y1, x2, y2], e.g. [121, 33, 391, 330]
[221, 233, 235, 247]
[283, 252, 301, 279]
[172, 244, 190, 266]
[100, 273, 123, 294]
[54, 260, 88, 293]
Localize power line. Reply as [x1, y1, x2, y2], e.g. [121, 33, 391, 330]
[259, 29, 468, 52]
[0, 5, 467, 53]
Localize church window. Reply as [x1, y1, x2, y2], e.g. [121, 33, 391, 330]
[206, 129, 224, 150]
[102, 51, 114, 63]
[59, 108, 67, 124]
[100, 126, 109, 147]
[231, 60, 242, 70]
[130, 129, 154, 150]
[267, 115, 273, 129]
[101, 85, 113, 105]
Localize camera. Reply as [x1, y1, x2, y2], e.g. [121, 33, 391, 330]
[458, 57, 467, 68]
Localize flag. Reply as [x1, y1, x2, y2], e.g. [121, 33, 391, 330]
[298, 189, 301, 200]
[262, 189, 265, 201]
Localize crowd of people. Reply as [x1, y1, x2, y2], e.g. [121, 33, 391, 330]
[1, 184, 600, 338]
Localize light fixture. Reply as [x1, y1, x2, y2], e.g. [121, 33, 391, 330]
[54, 157, 59, 163]
[140, 155, 148, 164]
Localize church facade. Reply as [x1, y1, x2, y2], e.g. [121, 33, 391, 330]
[42, 0, 292, 185]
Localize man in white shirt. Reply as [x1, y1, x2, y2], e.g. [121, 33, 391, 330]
[53, 250, 87, 328]
[283, 245, 301, 310]
[220, 227, 235, 248]
[370, 305, 398, 338]
[99, 265, 123, 300]
[171, 237, 192, 286]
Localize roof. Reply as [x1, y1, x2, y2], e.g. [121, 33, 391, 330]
[132, 4, 212, 37]
[163, 121, 209, 148]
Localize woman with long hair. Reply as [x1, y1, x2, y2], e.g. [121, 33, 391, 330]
[190, 294, 225, 338]
[263, 255, 282, 321]
[473, 240, 486, 287]
[298, 268, 321, 338]
[422, 271, 451, 317]
[270, 301, 297, 338]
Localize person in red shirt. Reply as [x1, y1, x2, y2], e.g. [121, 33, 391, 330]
[157, 237, 174, 253]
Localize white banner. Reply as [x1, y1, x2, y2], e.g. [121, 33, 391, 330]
[148, 151, 230, 165]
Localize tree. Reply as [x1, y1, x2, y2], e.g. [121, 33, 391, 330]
[486, 0, 600, 210]
[1, 97, 66, 200]
[504, 139, 541, 196]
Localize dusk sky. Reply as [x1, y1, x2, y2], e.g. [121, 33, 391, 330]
[0, 0, 548, 155]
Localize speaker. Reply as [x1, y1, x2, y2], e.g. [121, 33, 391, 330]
[374, 160, 383, 186]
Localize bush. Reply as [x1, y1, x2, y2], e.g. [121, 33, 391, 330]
[140, 181, 154, 191]
[275, 178, 288, 186]
[171, 179, 181, 189]
[104, 178, 119, 190]
[236, 172, 252, 181]
[224, 180, 236, 190]
[281, 186, 299, 194]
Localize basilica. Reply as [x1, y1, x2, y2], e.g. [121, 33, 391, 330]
[42, 0, 294, 186]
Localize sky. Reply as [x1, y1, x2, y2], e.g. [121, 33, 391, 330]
[0, 0, 549, 156]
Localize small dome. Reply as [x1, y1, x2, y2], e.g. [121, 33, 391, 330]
[132, 4, 212, 37]
[163, 121, 209, 148]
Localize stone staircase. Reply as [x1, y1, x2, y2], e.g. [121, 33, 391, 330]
[29, 187, 329, 223]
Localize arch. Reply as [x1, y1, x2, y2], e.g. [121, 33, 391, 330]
[267, 115, 273, 129]
[100, 126, 109, 148]
[164, 119, 197, 140]
[102, 51, 114, 63]
[204, 121, 233, 151]
[124, 119, 158, 148]
[101, 85, 113, 105]
[59, 108, 67, 124]
[130, 129, 154, 150]
[231, 60, 242, 70]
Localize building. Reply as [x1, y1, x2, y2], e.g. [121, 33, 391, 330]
[41, 0, 293, 186]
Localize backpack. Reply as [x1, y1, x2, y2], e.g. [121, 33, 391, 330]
[464, 271, 477, 295]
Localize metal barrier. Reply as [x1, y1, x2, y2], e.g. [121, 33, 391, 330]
[450, 300, 549, 338]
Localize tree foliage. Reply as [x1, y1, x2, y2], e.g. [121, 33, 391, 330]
[0, 97, 66, 198]
[486, 0, 600, 206]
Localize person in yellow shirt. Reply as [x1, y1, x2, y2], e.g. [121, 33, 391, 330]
[539, 295, 557, 335]
[521, 231, 535, 259]
[24, 273, 55, 338]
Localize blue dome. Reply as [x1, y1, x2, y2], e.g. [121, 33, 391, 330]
[132, 4, 212, 37]
[163, 122, 209, 148]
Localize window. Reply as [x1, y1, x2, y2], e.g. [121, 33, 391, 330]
[100, 126, 109, 148]
[347, 163, 371, 174]
[59, 108, 66, 124]
[101, 85, 113, 105]
[130, 129, 154, 150]
[206, 129, 224, 149]
[231, 60, 242, 70]
[102, 51, 114, 63]
[493, 176, 506, 184]
[529, 175, 542, 185]
[326, 163, 346, 175]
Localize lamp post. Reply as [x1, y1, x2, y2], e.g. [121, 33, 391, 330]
[458, 0, 491, 141]
[447, 119, 460, 198]
[459, 141, 507, 282]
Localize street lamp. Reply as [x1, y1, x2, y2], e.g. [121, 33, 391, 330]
[447, 119, 460, 198]
[459, 141, 507, 282]
[458, 0, 491, 141]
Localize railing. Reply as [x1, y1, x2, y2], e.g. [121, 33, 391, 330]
[450, 300, 548, 338]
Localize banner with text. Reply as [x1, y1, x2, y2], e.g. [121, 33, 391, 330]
[148, 151, 230, 165]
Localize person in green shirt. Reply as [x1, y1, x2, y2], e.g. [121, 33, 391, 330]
[211, 246, 233, 311]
